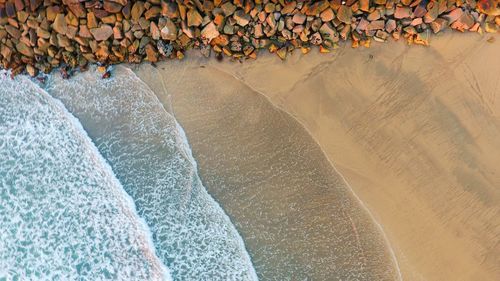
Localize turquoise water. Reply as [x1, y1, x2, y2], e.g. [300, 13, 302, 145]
[0, 72, 170, 280]
[0, 66, 256, 280]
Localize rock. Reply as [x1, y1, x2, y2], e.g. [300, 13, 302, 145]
[144, 6, 161, 20]
[161, 1, 178, 18]
[281, 1, 296, 14]
[234, 9, 250, 26]
[411, 18, 423, 26]
[394, 6, 412, 19]
[103, 1, 123, 13]
[101, 15, 116, 25]
[367, 10, 381, 21]
[367, 20, 385, 30]
[79, 25, 92, 38]
[310, 32, 323, 45]
[90, 24, 113, 41]
[26, 64, 37, 77]
[87, 12, 98, 29]
[221, 2, 236, 16]
[113, 26, 122, 39]
[36, 27, 51, 39]
[254, 24, 263, 37]
[360, 0, 370, 12]
[145, 44, 158, 62]
[201, 21, 219, 41]
[292, 13, 306, 24]
[484, 22, 498, 33]
[65, 11, 79, 27]
[337, 5, 352, 24]
[30, 0, 42, 12]
[443, 8, 464, 23]
[53, 13, 68, 34]
[430, 18, 448, 33]
[161, 18, 177, 40]
[150, 21, 160, 40]
[414, 30, 430, 46]
[276, 47, 287, 60]
[14, 0, 24, 11]
[320, 23, 339, 42]
[131, 1, 145, 21]
[424, 2, 439, 23]
[5, 2, 15, 18]
[187, 9, 202, 26]
[16, 41, 34, 57]
[65, 0, 86, 18]
[320, 8, 334, 22]
[385, 19, 397, 33]
[356, 18, 370, 31]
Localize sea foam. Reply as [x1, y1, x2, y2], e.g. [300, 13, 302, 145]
[43, 66, 258, 281]
[0, 71, 171, 280]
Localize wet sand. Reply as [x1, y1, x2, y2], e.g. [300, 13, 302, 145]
[135, 31, 499, 280]
[135, 63, 400, 280]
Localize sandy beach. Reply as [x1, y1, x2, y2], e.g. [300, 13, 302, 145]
[135, 31, 499, 281]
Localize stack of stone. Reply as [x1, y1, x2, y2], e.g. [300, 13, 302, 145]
[0, 0, 498, 76]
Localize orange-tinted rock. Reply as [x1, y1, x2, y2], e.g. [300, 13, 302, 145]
[90, 24, 113, 41]
[53, 13, 68, 34]
[103, 0, 123, 13]
[187, 9, 202, 26]
[131, 1, 145, 21]
[201, 21, 219, 41]
[337, 5, 352, 24]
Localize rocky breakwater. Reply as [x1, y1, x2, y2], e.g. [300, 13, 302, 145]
[0, 0, 499, 76]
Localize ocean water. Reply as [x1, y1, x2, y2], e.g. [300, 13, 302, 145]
[0, 72, 170, 280]
[43, 66, 257, 281]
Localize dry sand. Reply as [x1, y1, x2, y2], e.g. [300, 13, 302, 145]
[135, 31, 499, 281]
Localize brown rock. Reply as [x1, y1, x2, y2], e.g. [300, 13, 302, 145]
[87, 12, 98, 29]
[65, 11, 79, 27]
[359, 0, 370, 12]
[101, 15, 116, 24]
[276, 47, 287, 60]
[234, 9, 250, 26]
[292, 13, 306, 24]
[160, 18, 177, 40]
[442, 8, 463, 23]
[187, 9, 202, 27]
[26, 64, 37, 77]
[144, 6, 161, 20]
[414, 31, 430, 46]
[310, 32, 323, 45]
[161, 1, 178, 18]
[131, 1, 145, 21]
[320, 8, 334, 22]
[254, 24, 263, 37]
[411, 18, 423, 26]
[394, 6, 412, 19]
[150, 21, 160, 40]
[16, 41, 34, 57]
[145, 44, 158, 62]
[337, 5, 352, 24]
[79, 25, 92, 38]
[30, 0, 42, 13]
[103, 0, 123, 13]
[281, 1, 296, 14]
[36, 27, 51, 39]
[5, 2, 15, 18]
[221, 2, 236, 16]
[356, 18, 370, 31]
[385, 19, 397, 33]
[14, 0, 24, 11]
[367, 20, 385, 30]
[53, 13, 68, 34]
[201, 21, 219, 41]
[65, 0, 86, 18]
[367, 10, 381, 21]
[46, 6, 60, 22]
[90, 24, 113, 41]
[113, 26, 122, 39]
[430, 18, 447, 33]
[424, 2, 439, 23]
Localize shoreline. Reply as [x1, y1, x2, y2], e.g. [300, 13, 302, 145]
[219, 67, 403, 281]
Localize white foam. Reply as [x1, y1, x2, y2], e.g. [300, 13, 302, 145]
[43, 66, 258, 280]
[0, 72, 172, 280]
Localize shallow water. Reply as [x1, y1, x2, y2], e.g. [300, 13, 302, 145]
[136, 62, 401, 281]
[43, 66, 257, 281]
[0, 72, 169, 280]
